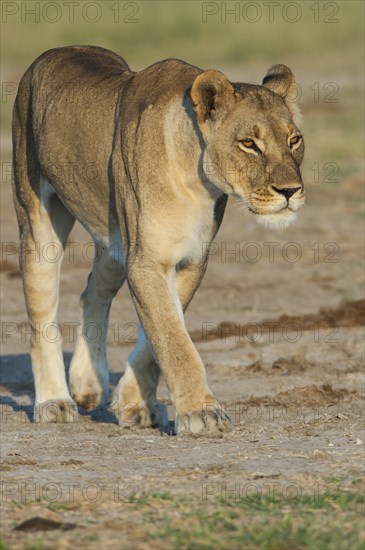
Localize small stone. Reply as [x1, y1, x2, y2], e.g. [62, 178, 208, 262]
[252, 472, 280, 479]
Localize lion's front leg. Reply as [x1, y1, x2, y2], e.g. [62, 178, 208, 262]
[174, 262, 232, 435]
[123, 259, 232, 436]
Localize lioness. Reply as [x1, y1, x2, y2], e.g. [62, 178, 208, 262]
[12, 46, 305, 435]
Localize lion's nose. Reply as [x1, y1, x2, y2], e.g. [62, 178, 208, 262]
[272, 186, 301, 201]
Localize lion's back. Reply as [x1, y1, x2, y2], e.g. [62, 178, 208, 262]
[25, 45, 130, 85]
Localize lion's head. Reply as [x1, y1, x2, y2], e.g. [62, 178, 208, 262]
[191, 64, 305, 229]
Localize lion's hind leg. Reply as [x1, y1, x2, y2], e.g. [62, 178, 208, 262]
[12, 78, 78, 422]
[69, 246, 126, 411]
[18, 182, 77, 422]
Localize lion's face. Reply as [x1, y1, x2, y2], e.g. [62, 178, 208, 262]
[191, 65, 305, 229]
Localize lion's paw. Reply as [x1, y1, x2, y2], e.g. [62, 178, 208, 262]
[34, 400, 79, 423]
[112, 399, 170, 433]
[71, 389, 105, 411]
[176, 404, 232, 436]
[70, 372, 108, 411]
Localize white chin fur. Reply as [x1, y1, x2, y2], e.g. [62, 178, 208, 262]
[255, 210, 297, 229]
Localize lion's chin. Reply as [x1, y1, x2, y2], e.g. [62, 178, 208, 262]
[255, 209, 298, 229]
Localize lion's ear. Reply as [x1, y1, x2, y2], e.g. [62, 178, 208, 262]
[263, 64, 302, 125]
[191, 70, 235, 124]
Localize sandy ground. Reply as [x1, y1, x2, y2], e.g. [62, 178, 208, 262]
[1, 145, 364, 547]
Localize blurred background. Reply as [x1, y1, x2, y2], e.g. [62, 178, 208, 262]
[1, 0, 364, 174]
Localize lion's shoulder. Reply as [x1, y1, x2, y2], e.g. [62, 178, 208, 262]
[123, 59, 203, 108]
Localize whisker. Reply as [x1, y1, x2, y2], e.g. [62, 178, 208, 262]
[232, 199, 253, 218]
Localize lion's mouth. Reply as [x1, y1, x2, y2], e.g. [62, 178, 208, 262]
[248, 195, 305, 217]
[248, 204, 292, 215]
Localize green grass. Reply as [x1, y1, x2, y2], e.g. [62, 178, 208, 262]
[0, 541, 43, 550]
[132, 489, 365, 550]
[2, 488, 364, 549]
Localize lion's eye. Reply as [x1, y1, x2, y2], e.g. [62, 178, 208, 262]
[290, 135, 302, 146]
[241, 139, 255, 148]
[238, 138, 261, 154]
